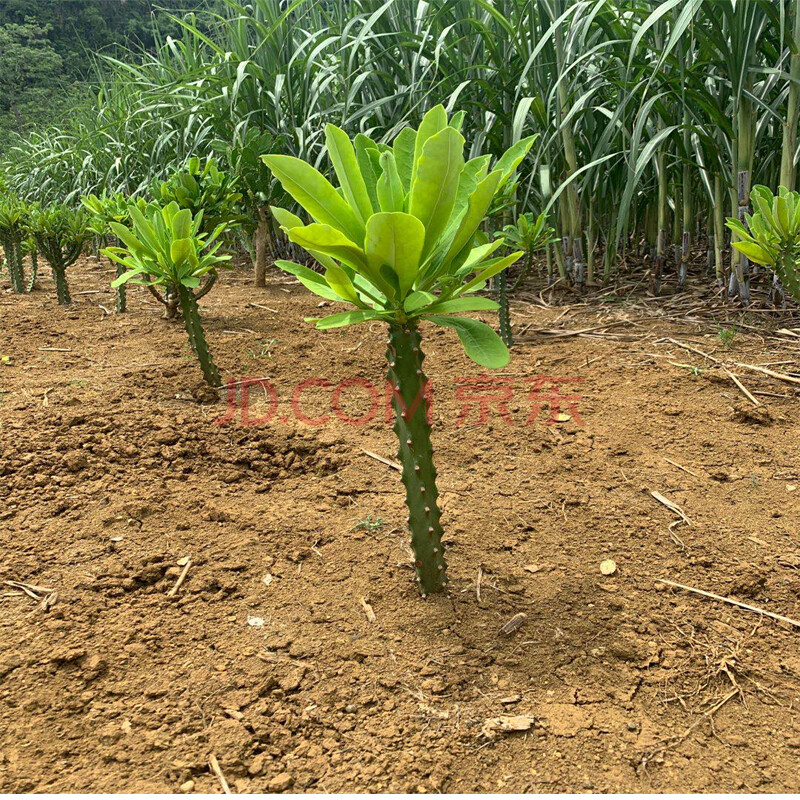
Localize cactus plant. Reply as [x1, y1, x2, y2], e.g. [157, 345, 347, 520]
[496, 212, 557, 346]
[262, 105, 533, 596]
[0, 196, 29, 294]
[28, 205, 91, 305]
[726, 185, 800, 302]
[153, 157, 246, 236]
[102, 201, 231, 386]
[82, 191, 132, 312]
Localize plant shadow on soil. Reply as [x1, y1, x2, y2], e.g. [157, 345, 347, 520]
[1, 256, 800, 792]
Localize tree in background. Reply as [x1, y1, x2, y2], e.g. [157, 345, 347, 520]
[0, 0, 203, 140]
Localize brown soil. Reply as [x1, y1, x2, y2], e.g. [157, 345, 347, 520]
[1, 257, 800, 793]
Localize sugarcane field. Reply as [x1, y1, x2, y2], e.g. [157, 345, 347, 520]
[2, 1, 800, 796]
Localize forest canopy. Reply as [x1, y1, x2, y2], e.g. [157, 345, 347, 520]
[0, 0, 200, 139]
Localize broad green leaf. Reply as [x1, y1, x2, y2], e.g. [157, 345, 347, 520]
[376, 152, 405, 213]
[731, 241, 774, 266]
[324, 264, 362, 305]
[286, 223, 369, 272]
[354, 134, 380, 211]
[425, 315, 509, 368]
[325, 124, 375, 223]
[404, 290, 437, 312]
[270, 206, 303, 230]
[262, 155, 364, 245]
[457, 251, 523, 295]
[493, 136, 536, 188]
[171, 237, 193, 266]
[412, 105, 447, 187]
[409, 127, 465, 256]
[108, 221, 148, 256]
[275, 259, 343, 301]
[393, 127, 416, 193]
[110, 269, 140, 287]
[308, 309, 382, 329]
[365, 212, 425, 296]
[443, 170, 503, 265]
[421, 296, 500, 315]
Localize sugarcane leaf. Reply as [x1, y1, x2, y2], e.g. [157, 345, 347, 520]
[409, 126, 465, 256]
[425, 315, 509, 368]
[325, 123, 375, 222]
[365, 212, 424, 296]
[262, 155, 364, 245]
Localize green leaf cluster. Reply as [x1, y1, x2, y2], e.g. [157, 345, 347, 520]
[263, 106, 537, 368]
[726, 185, 800, 301]
[103, 200, 232, 291]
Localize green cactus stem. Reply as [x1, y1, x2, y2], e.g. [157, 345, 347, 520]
[5, 240, 25, 294]
[52, 261, 71, 305]
[496, 269, 513, 347]
[177, 283, 221, 387]
[26, 247, 38, 292]
[114, 262, 127, 313]
[386, 322, 447, 596]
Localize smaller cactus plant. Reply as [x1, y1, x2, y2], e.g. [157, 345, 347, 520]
[495, 212, 557, 346]
[0, 196, 29, 294]
[726, 185, 800, 303]
[103, 201, 231, 386]
[28, 205, 91, 305]
[82, 191, 131, 312]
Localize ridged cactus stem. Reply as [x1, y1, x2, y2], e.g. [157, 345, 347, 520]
[114, 262, 127, 313]
[496, 270, 513, 347]
[6, 240, 25, 294]
[386, 322, 447, 597]
[26, 248, 38, 292]
[52, 261, 71, 305]
[177, 283, 221, 387]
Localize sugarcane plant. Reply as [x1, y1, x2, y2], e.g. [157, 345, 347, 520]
[262, 106, 532, 596]
[28, 205, 91, 305]
[727, 185, 800, 303]
[0, 196, 29, 294]
[103, 202, 231, 386]
[82, 191, 131, 312]
[496, 212, 557, 346]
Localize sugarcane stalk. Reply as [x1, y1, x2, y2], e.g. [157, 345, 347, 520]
[177, 283, 221, 387]
[713, 174, 725, 289]
[678, 105, 691, 292]
[781, 0, 800, 191]
[386, 322, 446, 597]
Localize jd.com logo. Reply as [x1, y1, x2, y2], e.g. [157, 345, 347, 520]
[214, 374, 586, 428]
